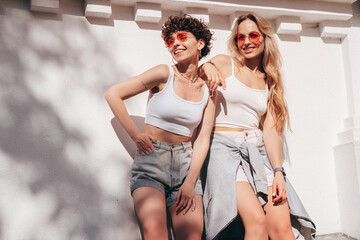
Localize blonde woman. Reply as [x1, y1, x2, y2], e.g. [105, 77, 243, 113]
[202, 13, 316, 240]
[106, 15, 216, 240]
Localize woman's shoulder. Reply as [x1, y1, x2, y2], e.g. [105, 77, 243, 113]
[210, 54, 233, 77]
[211, 54, 233, 71]
[211, 54, 232, 65]
[149, 64, 171, 83]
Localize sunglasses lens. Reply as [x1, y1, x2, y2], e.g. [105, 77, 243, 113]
[238, 35, 245, 42]
[177, 31, 187, 42]
[234, 34, 245, 46]
[249, 32, 260, 41]
[165, 37, 174, 48]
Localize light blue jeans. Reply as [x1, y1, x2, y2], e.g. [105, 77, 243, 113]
[130, 140, 202, 206]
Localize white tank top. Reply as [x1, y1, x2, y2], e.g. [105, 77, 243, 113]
[215, 59, 268, 129]
[145, 65, 209, 137]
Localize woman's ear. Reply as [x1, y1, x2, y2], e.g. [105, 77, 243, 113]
[197, 39, 205, 51]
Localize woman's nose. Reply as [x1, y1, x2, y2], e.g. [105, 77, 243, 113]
[243, 36, 251, 44]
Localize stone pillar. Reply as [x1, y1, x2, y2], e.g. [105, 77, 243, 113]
[333, 2, 360, 239]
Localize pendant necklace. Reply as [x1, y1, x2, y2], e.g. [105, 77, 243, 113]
[175, 64, 199, 86]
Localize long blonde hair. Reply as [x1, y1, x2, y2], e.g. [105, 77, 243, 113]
[228, 13, 290, 134]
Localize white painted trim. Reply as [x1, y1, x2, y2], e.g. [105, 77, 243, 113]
[134, 2, 162, 23]
[30, 0, 59, 13]
[319, 21, 350, 39]
[275, 16, 302, 35]
[111, 0, 353, 24]
[85, 0, 112, 18]
[184, 7, 209, 24]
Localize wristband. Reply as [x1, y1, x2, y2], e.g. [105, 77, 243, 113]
[274, 167, 286, 176]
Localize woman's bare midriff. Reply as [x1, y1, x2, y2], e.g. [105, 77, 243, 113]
[145, 124, 192, 143]
[213, 126, 249, 132]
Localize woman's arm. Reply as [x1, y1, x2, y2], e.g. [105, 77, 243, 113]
[199, 54, 232, 93]
[105, 64, 169, 154]
[175, 92, 217, 215]
[262, 111, 287, 203]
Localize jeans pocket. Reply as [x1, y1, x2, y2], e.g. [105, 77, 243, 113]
[136, 148, 156, 156]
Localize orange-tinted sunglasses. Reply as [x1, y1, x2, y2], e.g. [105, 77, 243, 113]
[164, 31, 192, 48]
[234, 31, 261, 47]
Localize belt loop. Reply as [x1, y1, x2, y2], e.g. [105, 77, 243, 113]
[181, 142, 185, 151]
[154, 140, 159, 149]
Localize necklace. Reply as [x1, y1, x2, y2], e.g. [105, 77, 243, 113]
[175, 64, 199, 86]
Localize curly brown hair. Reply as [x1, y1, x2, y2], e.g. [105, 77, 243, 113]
[161, 15, 213, 60]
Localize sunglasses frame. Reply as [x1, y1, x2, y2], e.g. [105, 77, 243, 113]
[234, 31, 262, 47]
[164, 31, 191, 48]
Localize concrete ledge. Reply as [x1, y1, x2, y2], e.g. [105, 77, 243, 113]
[344, 116, 360, 129]
[112, 0, 353, 24]
[316, 232, 358, 240]
[134, 2, 161, 23]
[338, 129, 360, 144]
[313, 0, 356, 3]
[275, 16, 302, 35]
[333, 140, 360, 239]
[30, 0, 59, 13]
[319, 21, 349, 39]
[185, 7, 209, 24]
[85, 0, 112, 19]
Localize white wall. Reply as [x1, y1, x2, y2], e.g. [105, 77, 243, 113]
[280, 29, 346, 234]
[0, 0, 359, 239]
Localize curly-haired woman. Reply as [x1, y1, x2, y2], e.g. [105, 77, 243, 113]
[201, 13, 316, 240]
[105, 15, 216, 240]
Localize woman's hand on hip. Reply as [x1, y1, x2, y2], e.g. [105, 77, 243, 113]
[134, 133, 154, 154]
[272, 172, 287, 204]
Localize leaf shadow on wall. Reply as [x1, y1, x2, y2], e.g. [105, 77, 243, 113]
[111, 116, 145, 159]
[0, 2, 140, 240]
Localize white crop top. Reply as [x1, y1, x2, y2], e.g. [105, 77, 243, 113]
[145, 65, 209, 137]
[215, 59, 268, 129]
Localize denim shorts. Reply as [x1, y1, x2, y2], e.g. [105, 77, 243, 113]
[130, 140, 203, 206]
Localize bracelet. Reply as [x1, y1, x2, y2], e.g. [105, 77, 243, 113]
[274, 167, 286, 176]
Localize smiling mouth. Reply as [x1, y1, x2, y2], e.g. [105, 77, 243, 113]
[174, 49, 186, 56]
[243, 47, 255, 53]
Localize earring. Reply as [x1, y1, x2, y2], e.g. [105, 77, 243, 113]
[172, 58, 177, 65]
